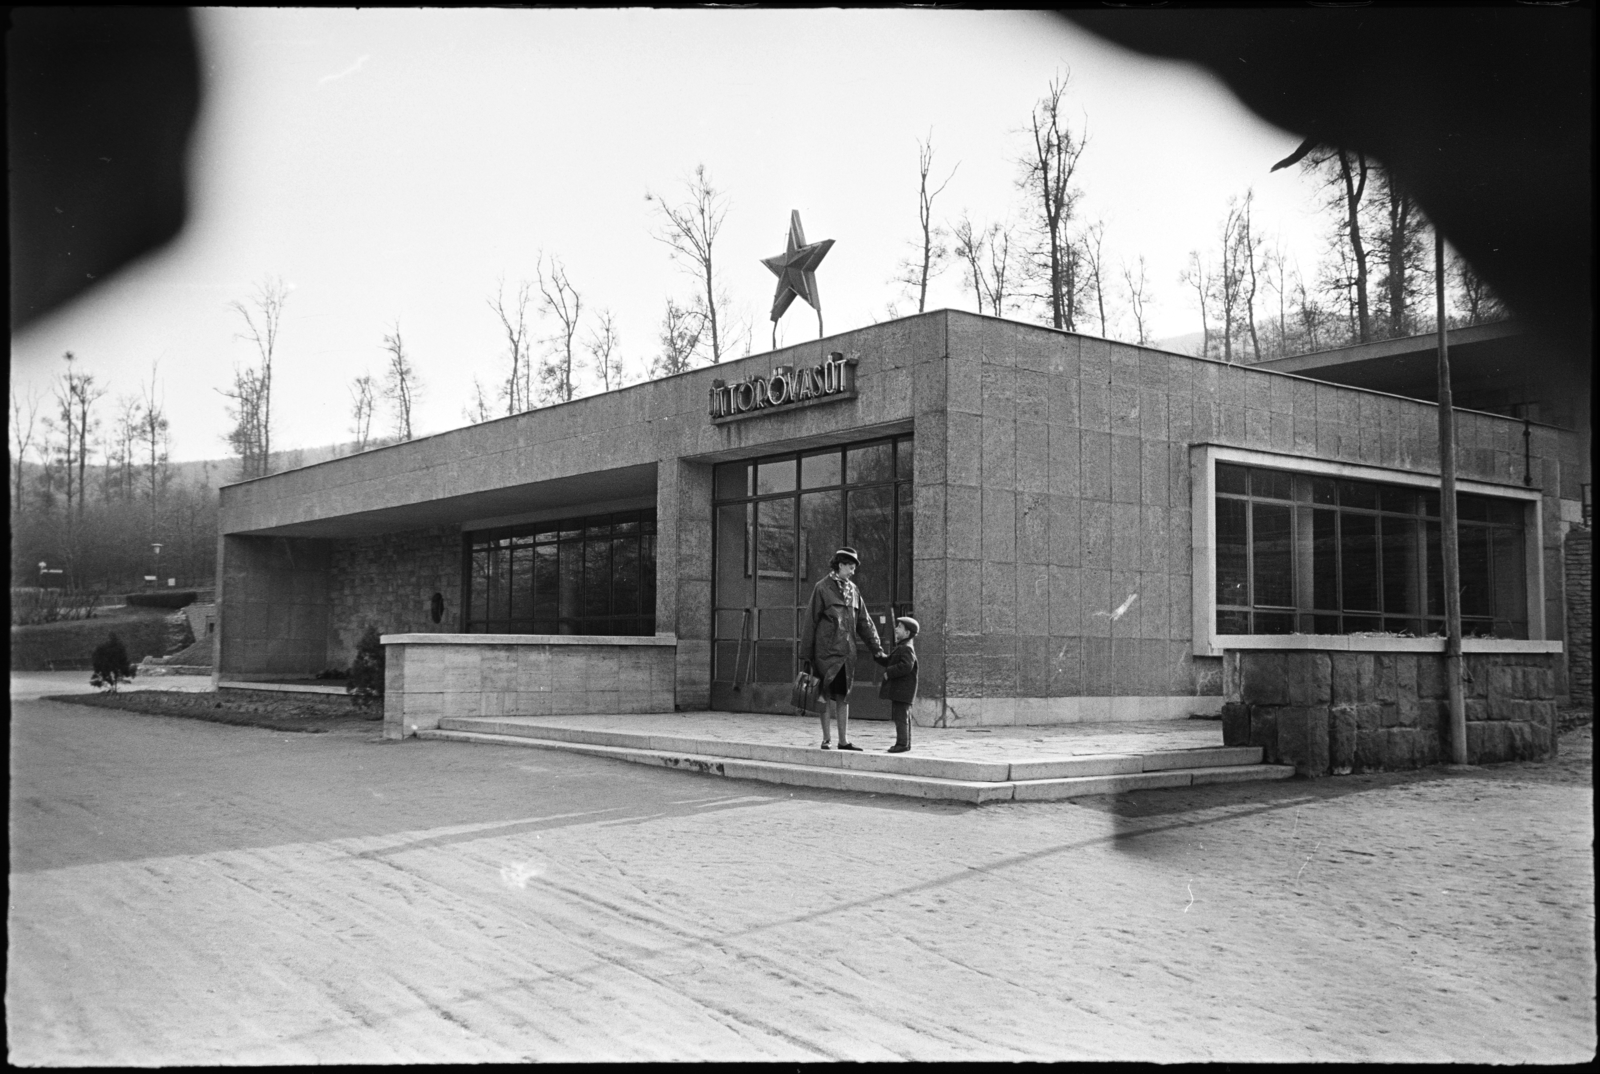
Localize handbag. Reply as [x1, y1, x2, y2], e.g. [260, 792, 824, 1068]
[791, 667, 824, 716]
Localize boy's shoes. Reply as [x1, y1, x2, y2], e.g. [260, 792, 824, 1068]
[887, 744, 910, 753]
[837, 742, 862, 751]
[820, 742, 832, 749]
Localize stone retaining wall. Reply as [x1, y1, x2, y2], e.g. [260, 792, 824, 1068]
[381, 633, 677, 740]
[1564, 529, 1592, 706]
[1221, 648, 1559, 776]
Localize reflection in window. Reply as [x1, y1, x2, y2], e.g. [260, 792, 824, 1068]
[463, 509, 656, 635]
[1215, 464, 1528, 638]
[713, 435, 913, 684]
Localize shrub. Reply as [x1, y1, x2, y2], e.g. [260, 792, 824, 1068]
[90, 633, 136, 691]
[11, 587, 102, 625]
[346, 626, 386, 710]
[125, 590, 198, 610]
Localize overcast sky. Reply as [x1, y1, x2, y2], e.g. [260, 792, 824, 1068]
[13, 8, 1333, 463]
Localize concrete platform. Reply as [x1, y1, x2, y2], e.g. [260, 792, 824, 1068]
[416, 711, 1295, 803]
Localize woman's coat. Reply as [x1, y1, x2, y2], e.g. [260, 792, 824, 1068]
[800, 574, 885, 689]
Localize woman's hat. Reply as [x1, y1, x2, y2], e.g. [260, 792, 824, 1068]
[895, 616, 920, 638]
[832, 547, 859, 565]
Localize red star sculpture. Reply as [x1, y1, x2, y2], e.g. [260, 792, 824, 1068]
[762, 210, 834, 334]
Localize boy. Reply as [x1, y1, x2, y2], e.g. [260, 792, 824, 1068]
[875, 616, 919, 753]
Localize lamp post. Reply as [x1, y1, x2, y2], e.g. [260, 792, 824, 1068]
[151, 543, 163, 588]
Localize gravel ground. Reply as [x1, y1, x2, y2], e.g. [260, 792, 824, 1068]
[8, 694, 1593, 1064]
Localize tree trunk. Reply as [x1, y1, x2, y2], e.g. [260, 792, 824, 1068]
[1338, 150, 1371, 342]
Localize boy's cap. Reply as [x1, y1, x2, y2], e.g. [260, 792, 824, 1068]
[895, 616, 920, 638]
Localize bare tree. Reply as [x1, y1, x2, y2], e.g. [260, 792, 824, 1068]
[138, 364, 170, 537]
[463, 377, 495, 426]
[1121, 256, 1152, 345]
[1262, 242, 1290, 358]
[1304, 148, 1371, 343]
[10, 385, 42, 512]
[1292, 268, 1330, 352]
[488, 276, 533, 415]
[378, 324, 420, 440]
[953, 216, 1019, 318]
[109, 395, 141, 502]
[891, 133, 958, 313]
[219, 366, 267, 480]
[1450, 248, 1508, 326]
[1210, 196, 1251, 363]
[1235, 190, 1264, 362]
[349, 372, 377, 450]
[1017, 73, 1089, 330]
[647, 164, 730, 364]
[50, 351, 104, 519]
[985, 222, 1018, 318]
[1080, 219, 1109, 336]
[650, 298, 704, 379]
[951, 215, 989, 314]
[1368, 166, 1429, 338]
[227, 276, 289, 475]
[1179, 251, 1211, 359]
[536, 254, 582, 404]
[586, 308, 625, 393]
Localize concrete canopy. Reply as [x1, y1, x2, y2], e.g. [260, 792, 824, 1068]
[226, 462, 657, 539]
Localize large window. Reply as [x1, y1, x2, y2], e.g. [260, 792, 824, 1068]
[462, 509, 656, 635]
[712, 435, 913, 686]
[1215, 462, 1528, 638]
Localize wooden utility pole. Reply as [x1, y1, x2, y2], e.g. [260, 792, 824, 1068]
[1436, 231, 1467, 764]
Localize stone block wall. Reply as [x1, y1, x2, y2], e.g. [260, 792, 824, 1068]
[1564, 529, 1592, 706]
[382, 635, 677, 739]
[924, 314, 1562, 724]
[1221, 648, 1560, 775]
[217, 535, 331, 677]
[327, 526, 461, 672]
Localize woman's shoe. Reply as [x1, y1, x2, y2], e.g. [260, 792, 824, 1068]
[838, 742, 862, 751]
[887, 744, 910, 754]
[820, 742, 832, 749]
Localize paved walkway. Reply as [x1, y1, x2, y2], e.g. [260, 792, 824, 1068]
[470, 711, 1225, 764]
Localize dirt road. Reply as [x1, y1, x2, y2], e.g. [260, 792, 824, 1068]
[8, 696, 1594, 1063]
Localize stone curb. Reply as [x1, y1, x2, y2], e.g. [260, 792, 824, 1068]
[417, 728, 1296, 804]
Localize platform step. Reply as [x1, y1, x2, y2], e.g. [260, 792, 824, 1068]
[417, 729, 1295, 804]
[436, 717, 1262, 782]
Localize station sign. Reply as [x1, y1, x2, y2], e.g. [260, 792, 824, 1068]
[709, 352, 858, 423]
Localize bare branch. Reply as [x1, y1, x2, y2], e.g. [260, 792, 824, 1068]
[647, 164, 728, 363]
[535, 253, 582, 405]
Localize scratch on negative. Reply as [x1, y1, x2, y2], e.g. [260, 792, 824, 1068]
[1184, 880, 1194, 913]
[1294, 841, 1323, 884]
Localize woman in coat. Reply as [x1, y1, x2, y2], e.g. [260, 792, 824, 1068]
[799, 546, 886, 751]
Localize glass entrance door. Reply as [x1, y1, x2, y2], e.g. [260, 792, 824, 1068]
[711, 434, 913, 718]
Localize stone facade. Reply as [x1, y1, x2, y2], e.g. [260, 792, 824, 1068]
[328, 527, 460, 671]
[1565, 528, 1592, 706]
[217, 535, 331, 677]
[1221, 647, 1560, 775]
[216, 311, 1579, 723]
[382, 634, 677, 739]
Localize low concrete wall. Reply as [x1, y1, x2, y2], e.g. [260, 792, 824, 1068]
[381, 633, 678, 740]
[1221, 645, 1562, 776]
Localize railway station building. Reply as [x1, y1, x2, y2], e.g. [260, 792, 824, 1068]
[214, 311, 1579, 752]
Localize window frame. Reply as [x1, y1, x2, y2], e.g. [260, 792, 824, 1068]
[1190, 444, 1549, 657]
[460, 508, 657, 636]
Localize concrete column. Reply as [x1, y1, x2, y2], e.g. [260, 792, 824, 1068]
[657, 458, 714, 709]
